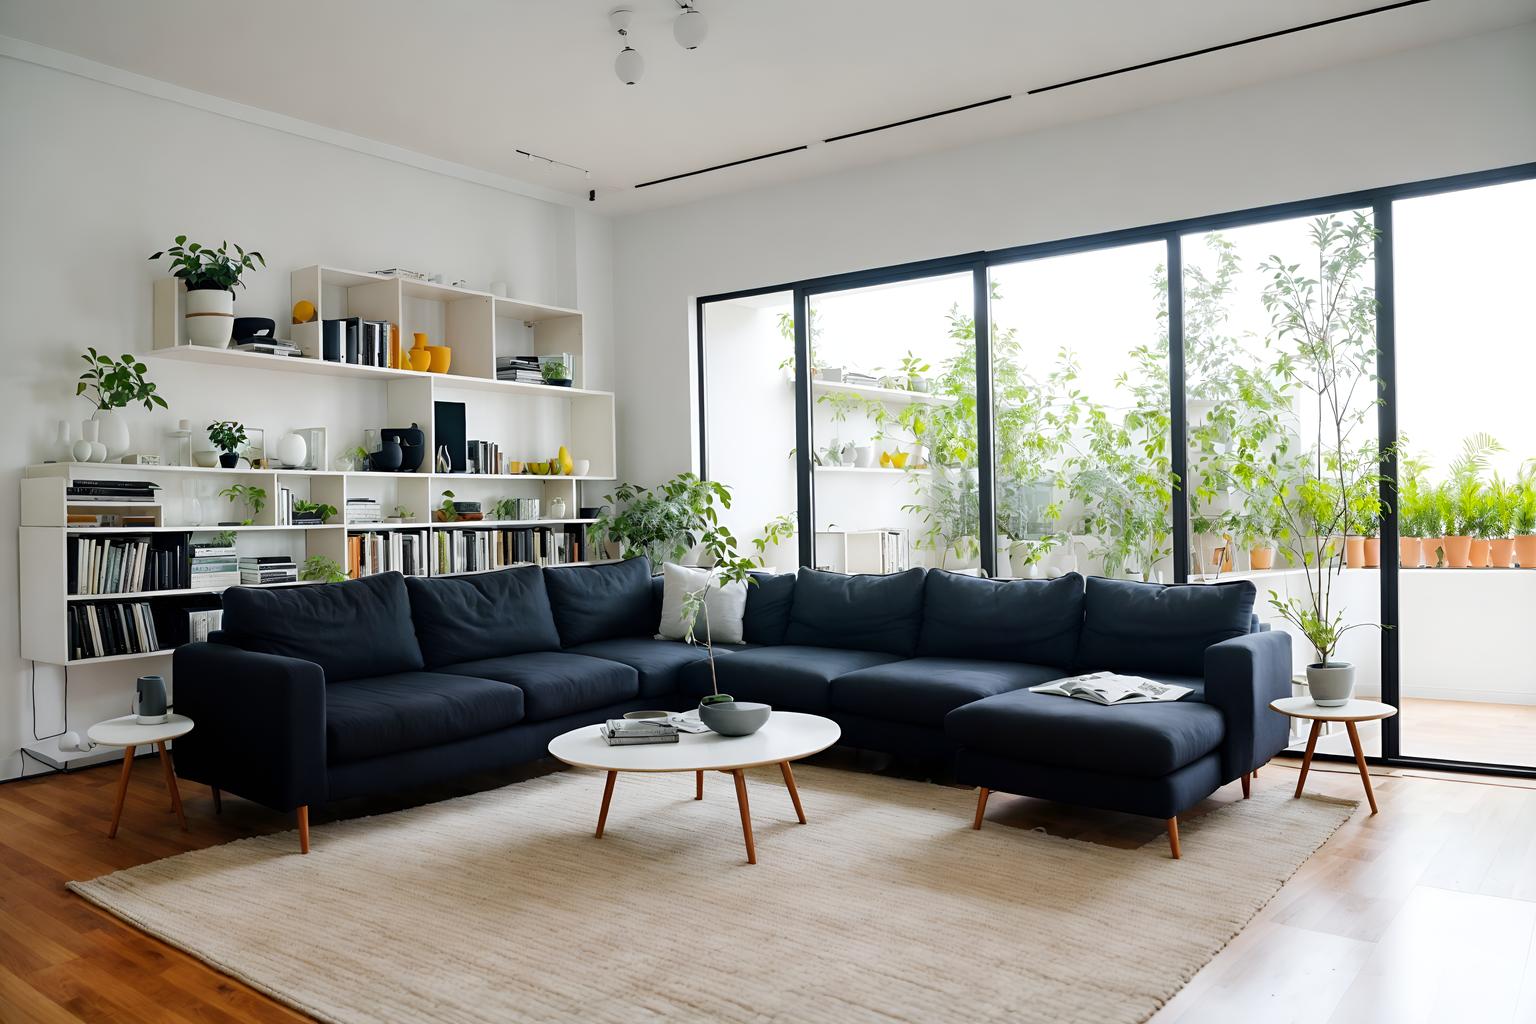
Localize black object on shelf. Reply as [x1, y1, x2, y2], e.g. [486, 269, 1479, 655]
[370, 435, 404, 473]
[232, 316, 276, 341]
[433, 401, 467, 474]
[321, 319, 343, 362]
[388, 423, 426, 473]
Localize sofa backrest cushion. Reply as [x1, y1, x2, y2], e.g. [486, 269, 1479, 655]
[782, 568, 926, 656]
[917, 571, 1084, 668]
[742, 571, 796, 645]
[220, 572, 424, 682]
[543, 557, 656, 647]
[405, 567, 562, 668]
[1077, 577, 1257, 676]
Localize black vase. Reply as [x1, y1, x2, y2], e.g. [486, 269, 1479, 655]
[372, 438, 404, 473]
[388, 423, 425, 473]
[218, 452, 238, 468]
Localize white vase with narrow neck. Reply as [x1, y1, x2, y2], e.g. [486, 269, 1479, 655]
[93, 407, 130, 459]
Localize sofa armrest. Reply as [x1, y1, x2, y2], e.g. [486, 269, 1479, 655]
[172, 642, 327, 812]
[1203, 630, 1292, 781]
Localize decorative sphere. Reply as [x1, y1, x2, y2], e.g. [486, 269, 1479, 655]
[673, 8, 707, 49]
[276, 432, 307, 468]
[614, 46, 644, 85]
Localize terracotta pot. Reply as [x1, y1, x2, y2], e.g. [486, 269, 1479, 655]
[1442, 535, 1472, 568]
[1363, 537, 1380, 568]
[1425, 537, 1446, 567]
[1467, 538, 1491, 568]
[1515, 535, 1536, 569]
[1489, 537, 1515, 569]
[1249, 546, 1275, 571]
[1398, 537, 1423, 568]
[1344, 536, 1366, 568]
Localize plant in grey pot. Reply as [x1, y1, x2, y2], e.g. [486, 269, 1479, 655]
[677, 509, 766, 735]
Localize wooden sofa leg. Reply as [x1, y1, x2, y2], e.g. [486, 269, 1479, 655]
[1241, 772, 1251, 799]
[1166, 817, 1182, 860]
[297, 805, 310, 854]
[972, 788, 990, 830]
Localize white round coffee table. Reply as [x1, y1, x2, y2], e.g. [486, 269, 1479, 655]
[548, 711, 841, 864]
[1270, 697, 1396, 815]
[87, 713, 195, 838]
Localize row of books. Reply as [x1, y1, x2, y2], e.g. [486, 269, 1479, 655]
[187, 608, 224, 643]
[68, 601, 163, 660]
[274, 486, 316, 525]
[345, 497, 382, 524]
[241, 556, 297, 585]
[348, 530, 431, 579]
[495, 498, 544, 521]
[66, 479, 160, 506]
[321, 317, 392, 367]
[67, 511, 158, 528]
[467, 440, 506, 475]
[431, 526, 585, 575]
[189, 542, 239, 589]
[68, 535, 191, 595]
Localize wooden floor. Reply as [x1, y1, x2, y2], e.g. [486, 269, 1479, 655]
[3, 751, 1536, 1023]
[1302, 696, 1536, 767]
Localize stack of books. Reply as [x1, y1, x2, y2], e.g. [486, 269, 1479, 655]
[467, 439, 503, 475]
[345, 498, 382, 525]
[239, 556, 296, 585]
[68, 601, 162, 660]
[600, 719, 679, 746]
[234, 338, 301, 357]
[66, 479, 159, 503]
[495, 355, 544, 383]
[188, 542, 239, 590]
[842, 371, 880, 387]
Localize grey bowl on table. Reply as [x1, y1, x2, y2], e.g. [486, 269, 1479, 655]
[698, 701, 771, 737]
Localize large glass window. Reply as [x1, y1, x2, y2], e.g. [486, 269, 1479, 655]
[989, 243, 1172, 582]
[806, 274, 976, 574]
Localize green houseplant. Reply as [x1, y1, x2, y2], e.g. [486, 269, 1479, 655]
[149, 236, 265, 349]
[300, 555, 346, 583]
[590, 473, 734, 565]
[291, 499, 336, 525]
[540, 358, 572, 387]
[217, 483, 266, 526]
[207, 421, 248, 469]
[76, 347, 168, 459]
[1513, 472, 1536, 569]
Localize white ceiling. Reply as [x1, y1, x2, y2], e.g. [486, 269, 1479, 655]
[3, 0, 1533, 215]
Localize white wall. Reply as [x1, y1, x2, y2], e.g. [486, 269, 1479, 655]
[612, 25, 1536, 490]
[0, 55, 613, 780]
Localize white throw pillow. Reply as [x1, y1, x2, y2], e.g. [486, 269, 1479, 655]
[658, 562, 747, 645]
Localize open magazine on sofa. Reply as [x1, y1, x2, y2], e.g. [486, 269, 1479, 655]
[1028, 672, 1192, 706]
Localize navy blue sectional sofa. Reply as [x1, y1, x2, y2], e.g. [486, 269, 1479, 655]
[172, 557, 1291, 858]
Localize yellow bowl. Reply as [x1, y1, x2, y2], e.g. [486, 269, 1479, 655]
[426, 345, 452, 374]
[506, 461, 524, 475]
[891, 451, 910, 469]
[528, 462, 549, 476]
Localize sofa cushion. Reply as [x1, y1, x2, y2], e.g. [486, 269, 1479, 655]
[678, 645, 901, 713]
[782, 568, 926, 656]
[221, 572, 423, 683]
[657, 563, 747, 644]
[742, 571, 796, 645]
[543, 558, 656, 647]
[437, 651, 639, 722]
[404, 566, 561, 668]
[831, 658, 1066, 729]
[945, 687, 1225, 779]
[917, 571, 1084, 668]
[324, 671, 525, 763]
[567, 637, 733, 698]
[1077, 577, 1256, 676]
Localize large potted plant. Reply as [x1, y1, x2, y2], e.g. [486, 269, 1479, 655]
[149, 236, 265, 349]
[1486, 476, 1518, 569]
[1440, 434, 1500, 569]
[76, 347, 168, 459]
[591, 473, 734, 565]
[1261, 213, 1384, 706]
[1514, 472, 1536, 569]
[1396, 451, 1432, 568]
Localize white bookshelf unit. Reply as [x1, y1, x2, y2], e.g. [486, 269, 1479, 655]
[23, 266, 620, 668]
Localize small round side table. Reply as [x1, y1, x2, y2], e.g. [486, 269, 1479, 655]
[1269, 697, 1396, 814]
[87, 713, 194, 838]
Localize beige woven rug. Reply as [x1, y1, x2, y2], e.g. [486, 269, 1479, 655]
[71, 765, 1353, 1024]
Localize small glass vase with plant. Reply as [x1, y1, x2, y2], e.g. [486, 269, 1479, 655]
[207, 421, 248, 468]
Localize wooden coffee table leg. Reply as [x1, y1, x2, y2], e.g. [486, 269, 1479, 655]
[779, 761, 806, 824]
[1294, 720, 1322, 798]
[157, 741, 187, 831]
[695, 770, 704, 801]
[596, 770, 617, 838]
[1346, 721, 1379, 815]
[107, 745, 135, 839]
[731, 769, 756, 864]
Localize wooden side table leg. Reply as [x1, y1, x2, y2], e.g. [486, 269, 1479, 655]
[1294, 720, 1323, 798]
[973, 787, 990, 830]
[731, 769, 756, 865]
[157, 741, 187, 831]
[1346, 721, 1379, 815]
[596, 770, 617, 838]
[779, 761, 806, 823]
[107, 745, 135, 839]
[695, 770, 704, 801]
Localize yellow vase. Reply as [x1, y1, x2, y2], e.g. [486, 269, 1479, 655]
[427, 345, 452, 374]
[558, 445, 574, 476]
[407, 333, 432, 371]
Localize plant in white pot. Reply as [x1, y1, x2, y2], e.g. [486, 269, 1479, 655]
[1260, 213, 1386, 707]
[76, 347, 168, 459]
[149, 236, 265, 349]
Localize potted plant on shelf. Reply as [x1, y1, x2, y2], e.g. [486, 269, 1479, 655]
[540, 358, 572, 388]
[148, 236, 265, 349]
[1440, 434, 1500, 568]
[1513, 473, 1536, 569]
[387, 504, 414, 525]
[1486, 475, 1518, 569]
[1345, 474, 1381, 568]
[207, 421, 248, 468]
[899, 350, 931, 393]
[434, 490, 460, 523]
[76, 347, 168, 459]
[590, 473, 735, 565]
[291, 500, 336, 526]
[1396, 451, 1432, 568]
[217, 483, 266, 525]
[300, 555, 346, 583]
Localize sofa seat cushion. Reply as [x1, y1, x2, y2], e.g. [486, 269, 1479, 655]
[438, 651, 639, 722]
[325, 671, 525, 764]
[1077, 577, 1256, 676]
[222, 572, 424, 683]
[678, 645, 901, 713]
[945, 687, 1225, 779]
[405, 567, 561, 667]
[543, 558, 656, 647]
[567, 638, 734, 698]
[917, 572, 1084, 668]
[782, 568, 926, 656]
[831, 658, 1066, 729]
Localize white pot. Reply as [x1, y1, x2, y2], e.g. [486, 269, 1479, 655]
[93, 407, 130, 458]
[276, 432, 307, 468]
[854, 445, 873, 468]
[185, 288, 234, 348]
[1306, 662, 1355, 707]
[70, 439, 93, 463]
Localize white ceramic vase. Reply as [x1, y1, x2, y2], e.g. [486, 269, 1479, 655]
[93, 408, 129, 459]
[80, 419, 107, 462]
[549, 497, 567, 519]
[185, 287, 234, 348]
[1306, 662, 1355, 707]
[276, 432, 307, 468]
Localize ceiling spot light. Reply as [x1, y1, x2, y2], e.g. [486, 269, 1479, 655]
[610, 9, 644, 85]
[673, 3, 707, 50]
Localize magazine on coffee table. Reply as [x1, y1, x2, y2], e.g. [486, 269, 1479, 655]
[1028, 672, 1191, 706]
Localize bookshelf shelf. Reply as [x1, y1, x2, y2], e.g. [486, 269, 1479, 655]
[66, 649, 175, 667]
